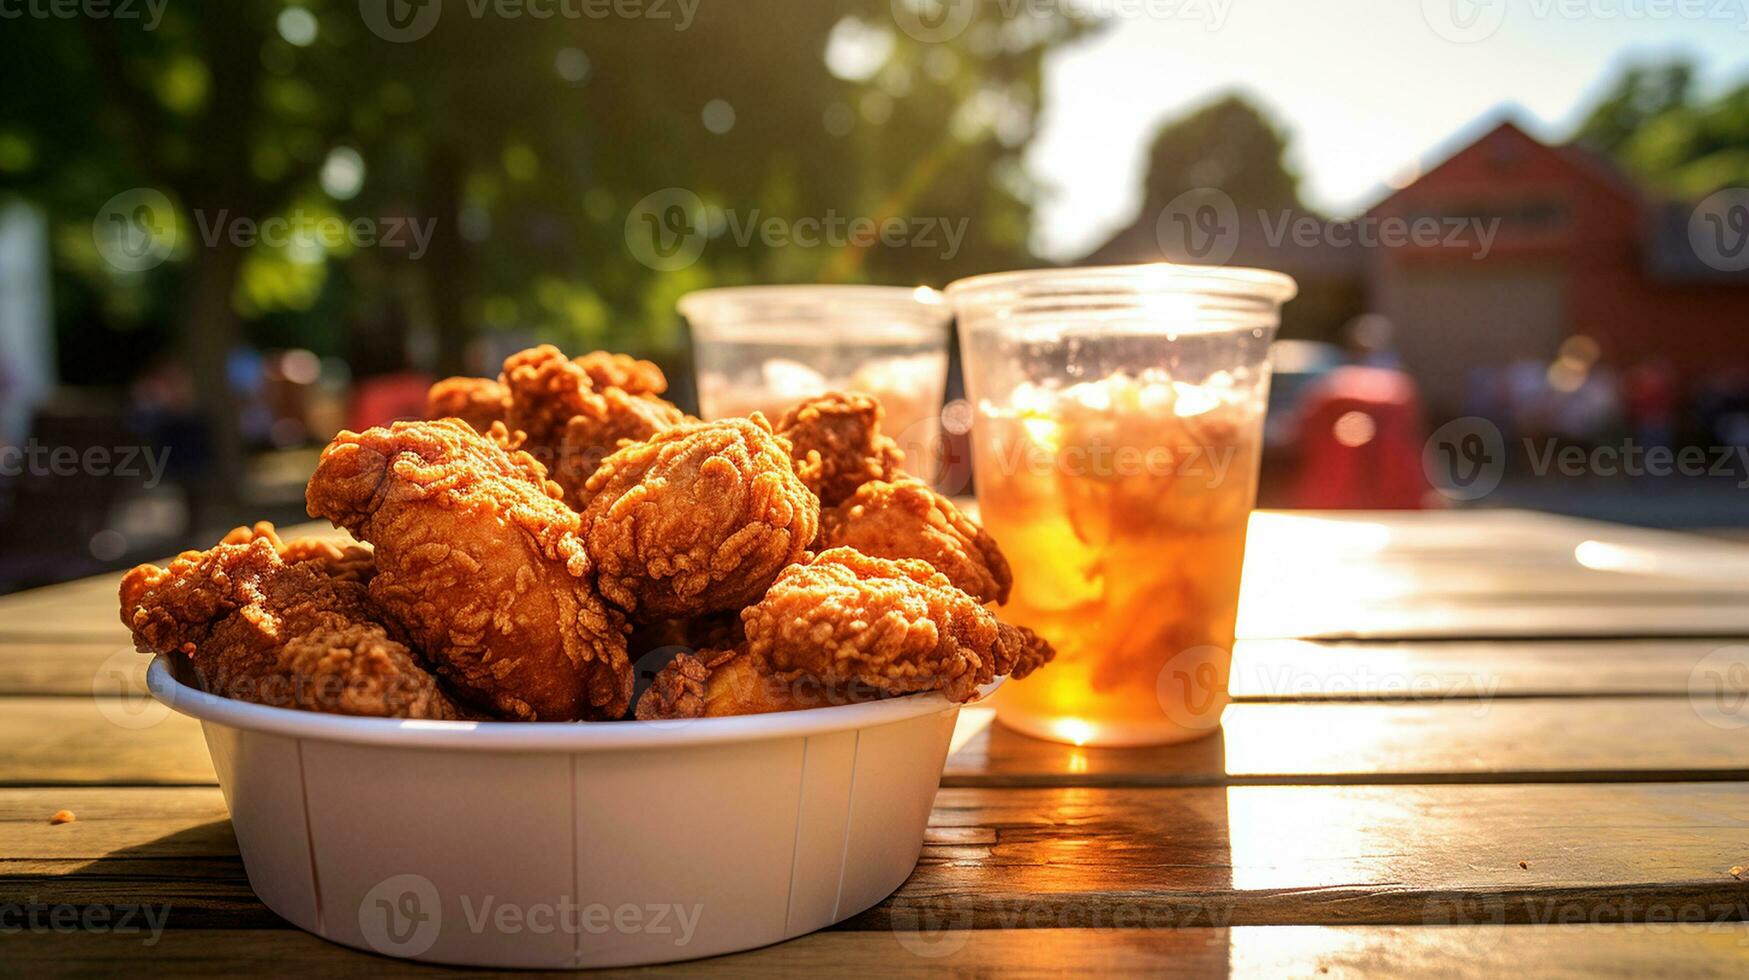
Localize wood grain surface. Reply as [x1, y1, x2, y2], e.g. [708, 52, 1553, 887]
[4, 509, 1748, 973]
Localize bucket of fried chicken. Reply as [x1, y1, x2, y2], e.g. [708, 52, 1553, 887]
[122, 347, 1053, 969]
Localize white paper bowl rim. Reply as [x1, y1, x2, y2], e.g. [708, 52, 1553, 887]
[147, 655, 1000, 750]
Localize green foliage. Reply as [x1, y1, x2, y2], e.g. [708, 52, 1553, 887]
[1138, 93, 1304, 213]
[0, 0, 1090, 375]
[1574, 59, 1749, 198]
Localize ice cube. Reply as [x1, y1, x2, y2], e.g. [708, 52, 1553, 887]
[761, 358, 829, 400]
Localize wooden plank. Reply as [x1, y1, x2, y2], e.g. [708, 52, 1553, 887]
[4, 636, 1734, 701]
[0, 698, 214, 786]
[9, 693, 1748, 789]
[1238, 600, 1749, 640]
[8, 784, 1749, 930]
[0, 576, 130, 640]
[943, 697, 1749, 787]
[863, 782, 1749, 930]
[1231, 638, 1742, 699]
[7, 925, 1749, 978]
[1247, 509, 1749, 563]
[1233, 511, 1749, 637]
[0, 639, 143, 696]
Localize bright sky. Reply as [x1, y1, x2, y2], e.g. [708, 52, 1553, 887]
[1028, 0, 1749, 260]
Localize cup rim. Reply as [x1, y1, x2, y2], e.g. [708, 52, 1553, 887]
[678, 284, 950, 331]
[944, 262, 1298, 309]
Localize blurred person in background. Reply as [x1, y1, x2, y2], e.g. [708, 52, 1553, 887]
[1622, 359, 1679, 449]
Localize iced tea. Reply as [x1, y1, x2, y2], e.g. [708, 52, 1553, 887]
[949, 264, 1294, 747]
[973, 369, 1265, 745]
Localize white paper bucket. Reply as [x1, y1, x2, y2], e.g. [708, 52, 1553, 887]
[148, 655, 992, 968]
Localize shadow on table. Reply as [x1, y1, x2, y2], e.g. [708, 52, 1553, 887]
[55, 820, 287, 930]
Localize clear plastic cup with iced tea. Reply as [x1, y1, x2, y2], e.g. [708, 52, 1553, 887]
[679, 285, 952, 486]
[947, 264, 1296, 746]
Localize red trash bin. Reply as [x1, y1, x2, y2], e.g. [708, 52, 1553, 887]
[348, 372, 434, 432]
[1290, 366, 1432, 509]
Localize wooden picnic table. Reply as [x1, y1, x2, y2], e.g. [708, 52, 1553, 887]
[6, 508, 1749, 976]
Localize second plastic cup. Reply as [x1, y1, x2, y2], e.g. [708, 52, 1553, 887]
[947, 263, 1297, 747]
[679, 285, 953, 487]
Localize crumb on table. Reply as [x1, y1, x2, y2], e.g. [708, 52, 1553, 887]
[1518, 860, 1529, 870]
[1732, 866, 1744, 880]
[50, 809, 75, 825]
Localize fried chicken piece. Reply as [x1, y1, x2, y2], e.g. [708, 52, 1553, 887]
[500, 345, 687, 508]
[635, 647, 858, 720]
[573, 350, 668, 396]
[554, 388, 689, 508]
[818, 479, 1013, 605]
[742, 548, 1053, 703]
[775, 392, 905, 506]
[580, 415, 819, 620]
[426, 376, 510, 434]
[219, 520, 376, 583]
[306, 419, 632, 721]
[119, 534, 462, 719]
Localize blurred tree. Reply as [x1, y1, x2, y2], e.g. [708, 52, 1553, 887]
[1574, 59, 1749, 198]
[0, 0, 1090, 521]
[1572, 61, 1696, 157]
[1138, 93, 1304, 214]
[1101, 92, 1350, 343]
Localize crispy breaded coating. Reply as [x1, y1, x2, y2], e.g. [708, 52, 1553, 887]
[635, 647, 853, 720]
[818, 478, 1013, 605]
[500, 345, 687, 508]
[580, 416, 819, 621]
[306, 419, 632, 721]
[555, 387, 688, 508]
[219, 520, 376, 583]
[573, 350, 668, 396]
[634, 649, 712, 720]
[775, 392, 905, 506]
[741, 548, 1053, 702]
[119, 535, 461, 719]
[426, 376, 511, 435]
[501, 346, 599, 451]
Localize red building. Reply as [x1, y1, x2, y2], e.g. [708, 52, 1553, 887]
[1086, 118, 1749, 419]
[1367, 120, 1749, 414]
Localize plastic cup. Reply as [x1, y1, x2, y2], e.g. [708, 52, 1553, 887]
[679, 285, 952, 486]
[947, 263, 1297, 747]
